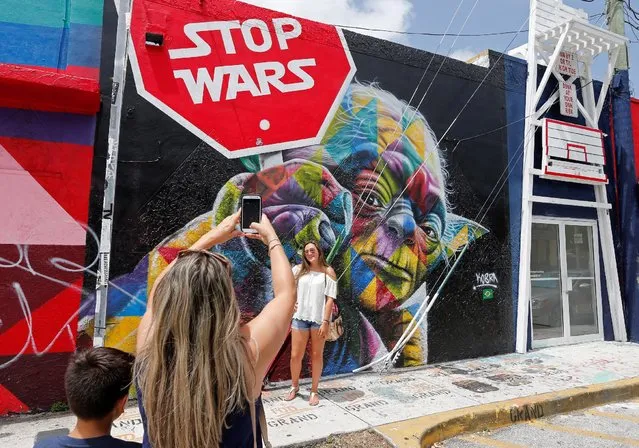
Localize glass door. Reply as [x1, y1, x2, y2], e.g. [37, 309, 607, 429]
[530, 219, 603, 347]
[564, 225, 599, 337]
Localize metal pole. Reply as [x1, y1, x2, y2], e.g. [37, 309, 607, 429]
[93, 0, 132, 347]
[606, 0, 629, 70]
[515, 0, 539, 353]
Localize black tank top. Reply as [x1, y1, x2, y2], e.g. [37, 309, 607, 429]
[136, 386, 263, 447]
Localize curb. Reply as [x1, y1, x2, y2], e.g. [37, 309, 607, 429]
[375, 377, 639, 447]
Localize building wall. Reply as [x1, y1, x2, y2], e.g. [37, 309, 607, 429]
[631, 98, 639, 180]
[0, 0, 103, 415]
[1, 1, 630, 416]
[0, 0, 102, 78]
[84, 2, 516, 383]
[503, 55, 617, 347]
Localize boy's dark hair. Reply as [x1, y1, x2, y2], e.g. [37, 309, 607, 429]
[65, 347, 135, 420]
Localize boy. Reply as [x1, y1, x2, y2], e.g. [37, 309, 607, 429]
[35, 347, 141, 448]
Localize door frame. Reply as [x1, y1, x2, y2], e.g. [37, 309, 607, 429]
[530, 216, 604, 348]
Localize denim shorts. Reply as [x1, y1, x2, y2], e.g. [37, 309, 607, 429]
[291, 318, 321, 331]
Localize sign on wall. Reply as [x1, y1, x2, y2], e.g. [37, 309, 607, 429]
[557, 50, 578, 77]
[129, 0, 356, 158]
[541, 118, 607, 184]
[559, 81, 578, 118]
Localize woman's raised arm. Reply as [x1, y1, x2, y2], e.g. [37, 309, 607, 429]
[242, 214, 296, 393]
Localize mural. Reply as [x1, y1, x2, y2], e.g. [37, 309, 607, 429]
[0, 2, 515, 412]
[76, 2, 516, 377]
[0, 0, 103, 414]
[0, 112, 97, 414]
[86, 81, 490, 375]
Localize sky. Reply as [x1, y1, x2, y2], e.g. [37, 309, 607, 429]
[244, 0, 639, 93]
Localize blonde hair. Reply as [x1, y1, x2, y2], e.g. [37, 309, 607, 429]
[135, 251, 254, 448]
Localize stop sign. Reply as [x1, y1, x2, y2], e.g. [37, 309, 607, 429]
[128, 0, 356, 158]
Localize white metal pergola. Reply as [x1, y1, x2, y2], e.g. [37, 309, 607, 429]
[515, 0, 629, 352]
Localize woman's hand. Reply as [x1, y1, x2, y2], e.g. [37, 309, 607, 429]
[245, 214, 279, 245]
[192, 211, 242, 249]
[318, 321, 329, 339]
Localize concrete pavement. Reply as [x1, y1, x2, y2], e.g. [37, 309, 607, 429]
[1, 341, 638, 447]
[439, 399, 639, 447]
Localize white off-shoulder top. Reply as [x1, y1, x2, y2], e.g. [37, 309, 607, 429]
[292, 265, 337, 324]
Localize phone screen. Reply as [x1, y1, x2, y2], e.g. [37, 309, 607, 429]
[241, 197, 261, 230]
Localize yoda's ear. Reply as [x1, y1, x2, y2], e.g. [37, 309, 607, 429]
[442, 214, 488, 257]
[239, 155, 261, 173]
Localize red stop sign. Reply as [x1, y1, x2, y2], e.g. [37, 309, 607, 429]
[129, 0, 356, 158]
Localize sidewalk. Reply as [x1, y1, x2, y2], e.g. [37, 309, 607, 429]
[2, 341, 639, 447]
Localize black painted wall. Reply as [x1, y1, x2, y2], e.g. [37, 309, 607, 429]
[86, 1, 514, 373]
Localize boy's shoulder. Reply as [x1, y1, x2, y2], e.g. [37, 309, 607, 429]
[34, 435, 142, 448]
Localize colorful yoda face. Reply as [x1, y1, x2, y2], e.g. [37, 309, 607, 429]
[90, 82, 486, 363]
[265, 83, 484, 312]
[333, 87, 448, 310]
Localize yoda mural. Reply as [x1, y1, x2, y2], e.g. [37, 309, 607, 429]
[80, 82, 487, 374]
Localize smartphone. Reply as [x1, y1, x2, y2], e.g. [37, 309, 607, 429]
[241, 195, 261, 234]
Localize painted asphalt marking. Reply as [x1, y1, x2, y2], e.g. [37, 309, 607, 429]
[459, 434, 525, 448]
[586, 409, 639, 424]
[528, 420, 639, 446]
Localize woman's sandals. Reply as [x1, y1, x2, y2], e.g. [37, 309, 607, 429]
[284, 386, 299, 401]
[283, 387, 319, 406]
[309, 391, 320, 406]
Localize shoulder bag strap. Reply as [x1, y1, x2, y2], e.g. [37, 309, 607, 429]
[323, 269, 329, 318]
[243, 336, 260, 448]
[258, 402, 271, 447]
[249, 399, 258, 448]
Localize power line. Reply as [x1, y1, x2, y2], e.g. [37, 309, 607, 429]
[336, 14, 530, 287]
[338, 25, 528, 37]
[335, 13, 604, 37]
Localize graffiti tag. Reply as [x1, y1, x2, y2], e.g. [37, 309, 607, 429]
[510, 404, 544, 422]
[0, 225, 147, 369]
[473, 272, 498, 289]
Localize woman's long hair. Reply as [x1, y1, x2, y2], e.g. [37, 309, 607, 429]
[296, 241, 329, 280]
[135, 251, 254, 448]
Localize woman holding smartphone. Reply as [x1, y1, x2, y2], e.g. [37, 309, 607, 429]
[284, 241, 337, 406]
[135, 211, 295, 448]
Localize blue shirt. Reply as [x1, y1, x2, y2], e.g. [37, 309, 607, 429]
[34, 435, 141, 448]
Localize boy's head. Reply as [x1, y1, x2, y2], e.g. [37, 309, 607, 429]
[65, 347, 135, 421]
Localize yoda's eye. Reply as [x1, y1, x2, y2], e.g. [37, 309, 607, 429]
[420, 223, 440, 241]
[365, 195, 381, 207]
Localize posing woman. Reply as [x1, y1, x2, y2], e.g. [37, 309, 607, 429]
[285, 241, 337, 406]
[134, 211, 295, 448]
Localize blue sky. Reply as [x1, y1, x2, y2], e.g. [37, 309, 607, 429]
[248, 0, 637, 93]
[404, 0, 637, 91]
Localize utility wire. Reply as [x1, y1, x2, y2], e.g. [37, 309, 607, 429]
[335, 13, 603, 37]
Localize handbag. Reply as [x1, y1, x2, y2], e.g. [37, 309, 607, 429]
[326, 308, 343, 342]
[324, 271, 343, 342]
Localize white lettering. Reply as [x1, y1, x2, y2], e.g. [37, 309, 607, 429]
[169, 21, 241, 59]
[475, 272, 498, 285]
[285, 58, 316, 92]
[173, 67, 226, 103]
[254, 61, 287, 94]
[273, 17, 302, 50]
[169, 18, 303, 59]
[241, 19, 272, 53]
[174, 59, 317, 104]
[225, 65, 262, 100]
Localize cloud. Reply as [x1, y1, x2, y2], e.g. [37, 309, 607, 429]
[449, 48, 479, 62]
[241, 0, 414, 42]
